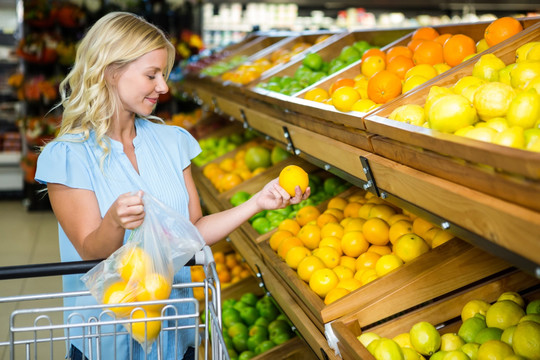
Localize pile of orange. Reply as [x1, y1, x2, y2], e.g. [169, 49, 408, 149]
[202, 140, 271, 193]
[221, 39, 317, 85]
[302, 17, 525, 113]
[269, 189, 457, 305]
[191, 250, 252, 300]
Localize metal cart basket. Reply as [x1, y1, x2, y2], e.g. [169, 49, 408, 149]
[0, 245, 229, 360]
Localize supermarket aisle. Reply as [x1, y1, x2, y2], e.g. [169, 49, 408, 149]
[0, 200, 63, 360]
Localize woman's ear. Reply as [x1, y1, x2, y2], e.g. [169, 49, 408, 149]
[105, 67, 117, 85]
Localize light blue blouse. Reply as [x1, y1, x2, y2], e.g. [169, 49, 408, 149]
[35, 118, 202, 359]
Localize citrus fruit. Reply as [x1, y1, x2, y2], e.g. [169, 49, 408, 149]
[392, 332, 413, 349]
[358, 332, 381, 348]
[387, 45, 414, 62]
[343, 201, 363, 218]
[394, 234, 430, 263]
[410, 321, 441, 356]
[297, 255, 326, 282]
[368, 204, 397, 222]
[434, 62, 452, 74]
[412, 27, 440, 41]
[424, 85, 455, 115]
[340, 231, 369, 257]
[332, 264, 354, 281]
[324, 208, 344, 222]
[312, 246, 341, 268]
[375, 254, 404, 277]
[332, 86, 361, 112]
[431, 229, 455, 248]
[430, 351, 448, 360]
[402, 75, 429, 93]
[406, 64, 438, 80]
[389, 220, 414, 244]
[309, 268, 339, 298]
[279, 165, 309, 196]
[359, 268, 379, 285]
[103, 280, 136, 317]
[452, 75, 486, 95]
[462, 299, 492, 322]
[516, 42, 540, 62]
[389, 104, 426, 126]
[269, 230, 294, 251]
[474, 81, 516, 121]
[137, 273, 172, 312]
[361, 55, 386, 78]
[304, 87, 330, 102]
[373, 338, 405, 360]
[465, 126, 498, 143]
[472, 54, 506, 82]
[443, 34, 476, 67]
[475, 327, 504, 344]
[507, 88, 540, 128]
[413, 40, 444, 66]
[501, 325, 517, 346]
[245, 146, 271, 171]
[484, 17, 523, 47]
[277, 236, 303, 260]
[368, 245, 392, 256]
[356, 251, 381, 270]
[320, 222, 344, 239]
[358, 203, 376, 219]
[459, 315, 487, 343]
[526, 299, 540, 315]
[362, 218, 390, 246]
[440, 333, 466, 352]
[340, 256, 357, 271]
[497, 292, 525, 308]
[319, 236, 343, 255]
[117, 247, 152, 283]
[512, 320, 540, 359]
[324, 287, 350, 305]
[329, 78, 356, 95]
[285, 246, 311, 269]
[387, 55, 415, 79]
[461, 343, 480, 360]
[297, 223, 321, 250]
[477, 340, 513, 360]
[344, 217, 366, 232]
[443, 350, 470, 360]
[130, 309, 162, 343]
[428, 94, 477, 133]
[367, 70, 402, 104]
[362, 48, 387, 62]
[401, 347, 423, 360]
[476, 38, 490, 53]
[351, 98, 378, 112]
[296, 206, 321, 226]
[486, 300, 526, 330]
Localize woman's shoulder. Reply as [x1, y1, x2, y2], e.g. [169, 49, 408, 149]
[138, 118, 195, 140]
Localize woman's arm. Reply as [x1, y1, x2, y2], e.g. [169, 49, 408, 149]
[184, 165, 309, 245]
[47, 183, 145, 260]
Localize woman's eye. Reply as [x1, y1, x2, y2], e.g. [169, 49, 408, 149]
[148, 75, 155, 80]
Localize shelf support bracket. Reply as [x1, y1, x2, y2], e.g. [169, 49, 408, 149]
[240, 109, 250, 130]
[360, 156, 380, 197]
[282, 126, 299, 155]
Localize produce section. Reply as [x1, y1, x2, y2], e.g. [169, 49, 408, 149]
[181, 15, 540, 360]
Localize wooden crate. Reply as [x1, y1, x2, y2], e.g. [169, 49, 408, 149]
[330, 270, 540, 360]
[259, 236, 512, 331]
[363, 20, 540, 211]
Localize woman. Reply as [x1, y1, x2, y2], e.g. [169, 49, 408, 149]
[35, 12, 309, 360]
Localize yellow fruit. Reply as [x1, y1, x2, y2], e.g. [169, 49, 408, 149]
[137, 273, 172, 312]
[340, 256, 357, 271]
[278, 219, 301, 235]
[512, 321, 540, 359]
[493, 127, 525, 149]
[394, 234, 430, 262]
[285, 246, 311, 269]
[332, 86, 361, 112]
[461, 299, 492, 322]
[402, 75, 429, 93]
[324, 287, 350, 305]
[358, 332, 381, 348]
[389, 104, 426, 126]
[362, 218, 390, 246]
[525, 75, 540, 93]
[387, 214, 411, 225]
[297, 224, 321, 250]
[476, 38, 490, 53]
[477, 340, 513, 360]
[486, 300, 526, 330]
[497, 292, 525, 308]
[312, 246, 341, 268]
[304, 87, 330, 102]
[406, 64, 438, 80]
[319, 236, 343, 255]
[434, 63, 451, 75]
[389, 220, 414, 244]
[269, 230, 294, 251]
[484, 117, 509, 133]
[460, 83, 483, 104]
[506, 88, 540, 128]
[341, 231, 370, 257]
[360, 268, 379, 285]
[465, 126, 498, 143]
[431, 229, 455, 248]
[368, 204, 397, 222]
[368, 245, 392, 256]
[130, 309, 162, 343]
[297, 255, 326, 282]
[440, 333, 465, 352]
[412, 217, 435, 239]
[452, 76, 486, 95]
[393, 332, 413, 349]
[336, 278, 362, 292]
[527, 44, 540, 61]
[473, 82, 516, 121]
[324, 208, 344, 222]
[372, 338, 405, 360]
[516, 42, 540, 62]
[510, 61, 540, 90]
[355, 251, 381, 270]
[344, 217, 366, 232]
[352, 98, 378, 112]
[409, 321, 441, 356]
[472, 54, 506, 82]
[375, 254, 404, 277]
[332, 264, 354, 281]
[103, 280, 136, 317]
[277, 236, 303, 260]
[279, 165, 309, 196]
[320, 222, 344, 239]
[309, 268, 339, 298]
[428, 94, 477, 133]
[358, 203, 375, 219]
[117, 247, 153, 283]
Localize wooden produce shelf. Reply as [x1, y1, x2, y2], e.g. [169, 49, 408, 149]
[330, 269, 540, 360]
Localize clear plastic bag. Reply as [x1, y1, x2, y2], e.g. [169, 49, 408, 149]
[81, 192, 205, 352]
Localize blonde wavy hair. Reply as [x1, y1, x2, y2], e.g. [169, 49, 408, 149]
[55, 11, 175, 163]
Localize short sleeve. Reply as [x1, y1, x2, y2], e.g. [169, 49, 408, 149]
[35, 140, 94, 190]
[170, 125, 202, 168]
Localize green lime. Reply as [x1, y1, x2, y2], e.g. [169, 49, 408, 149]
[240, 306, 260, 326]
[526, 299, 540, 315]
[247, 333, 266, 352]
[233, 333, 249, 353]
[519, 314, 540, 323]
[248, 324, 268, 338]
[255, 340, 275, 355]
[270, 331, 293, 345]
[251, 217, 272, 234]
[512, 320, 540, 359]
[459, 315, 487, 343]
[230, 191, 251, 207]
[323, 177, 345, 195]
[228, 323, 248, 339]
[339, 45, 361, 63]
[257, 299, 279, 321]
[410, 321, 441, 356]
[240, 293, 258, 307]
[353, 40, 372, 54]
[228, 347, 238, 359]
[223, 298, 237, 309]
[501, 325, 516, 346]
[302, 53, 323, 71]
[222, 308, 242, 328]
[238, 350, 256, 360]
[254, 317, 270, 328]
[460, 342, 479, 359]
[270, 146, 290, 165]
[430, 351, 447, 360]
[223, 333, 234, 349]
[268, 319, 291, 337]
[233, 300, 249, 312]
[474, 327, 503, 344]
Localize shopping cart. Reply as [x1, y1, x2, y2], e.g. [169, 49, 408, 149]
[0, 245, 229, 360]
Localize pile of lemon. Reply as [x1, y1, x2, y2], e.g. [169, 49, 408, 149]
[358, 291, 540, 360]
[389, 41, 540, 152]
[269, 189, 456, 305]
[102, 247, 172, 343]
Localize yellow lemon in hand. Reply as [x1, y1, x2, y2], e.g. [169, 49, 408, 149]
[279, 165, 309, 196]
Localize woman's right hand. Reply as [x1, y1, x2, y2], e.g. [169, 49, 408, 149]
[110, 191, 145, 230]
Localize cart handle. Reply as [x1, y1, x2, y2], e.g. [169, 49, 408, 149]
[0, 257, 196, 280]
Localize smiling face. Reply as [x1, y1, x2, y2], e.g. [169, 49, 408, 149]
[114, 48, 169, 118]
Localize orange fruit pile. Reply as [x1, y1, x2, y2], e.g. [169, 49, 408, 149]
[269, 189, 458, 304]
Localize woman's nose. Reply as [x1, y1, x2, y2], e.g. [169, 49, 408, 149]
[156, 77, 169, 94]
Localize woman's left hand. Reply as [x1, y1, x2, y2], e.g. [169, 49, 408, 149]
[254, 178, 310, 210]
